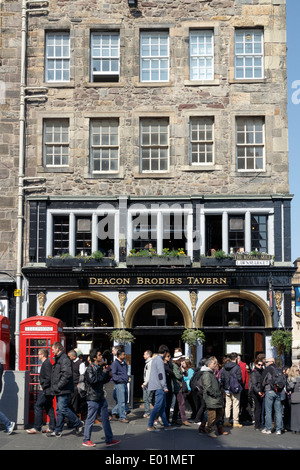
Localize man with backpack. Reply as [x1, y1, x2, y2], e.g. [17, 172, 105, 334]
[220, 353, 244, 428]
[261, 358, 285, 435]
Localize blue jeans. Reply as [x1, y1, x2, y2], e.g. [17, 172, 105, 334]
[113, 384, 130, 414]
[0, 411, 11, 429]
[148, 389, 169, 428]
[264, 390, 283, 432]
[112, 383, 127, 420]
[142, 386, 153, 416]
[55, 394, 82, 433]
[83, 399, 113, 444]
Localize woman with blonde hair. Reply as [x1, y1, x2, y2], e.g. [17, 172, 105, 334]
[287, 364, 300, 433]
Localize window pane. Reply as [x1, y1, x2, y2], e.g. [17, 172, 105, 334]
[46, 33, 70, 82]
[140, 31, 169, 82]
[234, 29, 263, 79]
[140, 119, 169, 172]
[90, 119, 119, 173]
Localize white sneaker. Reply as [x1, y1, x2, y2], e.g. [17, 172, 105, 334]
[6, 422, 15, 435]
[261, 429, 271, 434]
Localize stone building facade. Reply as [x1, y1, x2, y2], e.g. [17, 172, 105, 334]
[0, 0, 296, 394]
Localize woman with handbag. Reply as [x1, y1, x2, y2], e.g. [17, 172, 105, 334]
[287, 365, 300, 433]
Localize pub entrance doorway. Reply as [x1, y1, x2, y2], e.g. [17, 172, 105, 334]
[52, 297, 115, 364]
[130, 298, 186, 401]
[201, 296, 266, 366]
[131, 329, 184, 402]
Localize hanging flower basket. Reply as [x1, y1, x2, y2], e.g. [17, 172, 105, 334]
[270, 329, 292, 356]
[181, 329, 205, 348]
[110, 329, 136, 345]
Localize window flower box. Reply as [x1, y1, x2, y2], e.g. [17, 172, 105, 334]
[127, 248, 191, 267]
[126, 255, 191, 267]
[46, 253, 116, 267]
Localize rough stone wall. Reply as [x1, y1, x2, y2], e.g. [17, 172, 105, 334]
[24, 0, 289, 197]
[0, 0, 289, 269]
[0, 0, 21, 271]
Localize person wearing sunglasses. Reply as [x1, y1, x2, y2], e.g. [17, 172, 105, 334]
[249, 358, 265, 431]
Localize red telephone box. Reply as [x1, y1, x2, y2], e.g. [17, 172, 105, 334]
[19, 316, 65, 422]
[0, 315, 10, 370]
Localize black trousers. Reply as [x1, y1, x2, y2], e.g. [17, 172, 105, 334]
[34, 390, 56, 431]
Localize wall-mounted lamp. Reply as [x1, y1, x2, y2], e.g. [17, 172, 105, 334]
[128, 0, 138, 7]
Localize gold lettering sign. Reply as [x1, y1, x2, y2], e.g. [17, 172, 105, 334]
[89, 276, 227, 286]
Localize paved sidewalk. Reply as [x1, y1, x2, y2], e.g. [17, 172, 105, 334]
[1, 408, 299, 453]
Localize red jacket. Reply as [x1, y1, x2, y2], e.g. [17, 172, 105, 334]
[238, 361, 249, 389]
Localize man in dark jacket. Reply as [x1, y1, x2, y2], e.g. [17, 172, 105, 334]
[111, 348, 129, 422]
[48, 342, 83, 437]
[201, 356, 228, 437]
[220, 352, 243, 428]
[82, 348, 120, 447]
[27, 348, 56, 434]
[261, 357, 283, 435]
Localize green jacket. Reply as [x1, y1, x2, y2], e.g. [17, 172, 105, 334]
[172, 363, 184, 394]
[201, 366, 223, 409]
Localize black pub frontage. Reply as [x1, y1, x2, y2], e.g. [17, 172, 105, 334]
[18, 195, 294, 401]
[22, 261, 293, 400]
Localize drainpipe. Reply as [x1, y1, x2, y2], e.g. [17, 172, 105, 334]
[15, 0, 49, 370]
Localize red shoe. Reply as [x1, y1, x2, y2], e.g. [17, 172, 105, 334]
[82, 440, 96, 447]
[106, 439, 121, 447]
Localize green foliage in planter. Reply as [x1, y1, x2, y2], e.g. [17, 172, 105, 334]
[110, 329, 136, 345]
[270, 329, 293, 356]
[91, 250, 105, 260]
[213, 250, 230, 260]
[181, 329, 205, 347]
[129, 247, 187, 257]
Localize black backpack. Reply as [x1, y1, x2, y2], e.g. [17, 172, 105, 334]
[229, 365, 243, 394]
[269, 366, 286, 393]
[190, 368, 203, 393]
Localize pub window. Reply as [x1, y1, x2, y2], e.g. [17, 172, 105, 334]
[53, 215, 69, 256]
[76, 217, 92, 256]
[162, 212, 187, 252]
[251, 214, 267, 253]
[229, 216, 245, 253]
[131, 213, 158, 251]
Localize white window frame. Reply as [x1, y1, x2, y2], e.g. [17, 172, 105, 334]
[140, 118, 169, 173]
[199, 207, 274, 256]
[43, 119, 69, 167]
[45, 32, 70, 83]
[127, 206, 193, 257]
[234, 29, 264, 80]
[90, 119, 119, 173]
[47, 209, 120, 262]
[190, 117, 214, 165]
[189, 30, 214, 81]
[236, 117, 265, 172]
[140, 31, 169, 82]
[90, 32, 120, 82]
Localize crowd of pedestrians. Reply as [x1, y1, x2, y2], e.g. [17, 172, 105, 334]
[141, 346, 300, 438]
[1, 341, 300, 446]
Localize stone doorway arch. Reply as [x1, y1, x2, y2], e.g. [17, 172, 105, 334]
[44, 290, 121, 328]
[195, 289, 272, 328]
[123, 290, 192, 328]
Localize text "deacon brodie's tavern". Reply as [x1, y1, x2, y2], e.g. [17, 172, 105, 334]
[89, 276, 228, 286]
